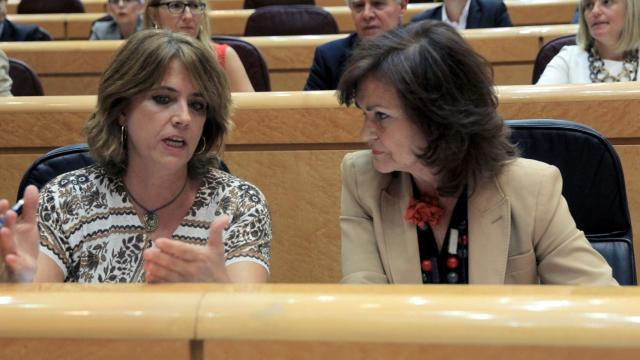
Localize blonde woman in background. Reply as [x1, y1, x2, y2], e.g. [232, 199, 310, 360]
[144, 1, 255, 92]
[537, 0, 639, 84]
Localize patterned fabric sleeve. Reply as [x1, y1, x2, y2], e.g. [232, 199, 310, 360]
[37, 180, 74, 278]
[221, 181, 272, 272]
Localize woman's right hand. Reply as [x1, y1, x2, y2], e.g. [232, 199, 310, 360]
[0, 185, 40, 282]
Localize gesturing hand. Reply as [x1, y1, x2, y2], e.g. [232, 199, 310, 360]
[0, 185, 40, 282]
[143, 215, 230, 283]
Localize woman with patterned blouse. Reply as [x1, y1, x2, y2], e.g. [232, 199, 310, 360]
[0, 30, 271, 283]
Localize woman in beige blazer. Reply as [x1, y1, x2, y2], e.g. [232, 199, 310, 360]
[337, 21, 617, 285]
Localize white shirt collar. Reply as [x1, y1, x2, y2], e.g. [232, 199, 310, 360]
[441, 0, 472, 29]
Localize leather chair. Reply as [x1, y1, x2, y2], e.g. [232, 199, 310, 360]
[8, 58, 44, 96]
[17, 0, 85, 13]
[507, 119, 636, 285]
[531, 35, 576, 84]
[16, 144, 231, 201]
[211, 35, 271, 91]
[244, 5, 339, 36]
[243, 0, 314, 8]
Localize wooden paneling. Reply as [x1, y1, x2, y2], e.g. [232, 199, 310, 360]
[5, 0, 351, 13]
[5, 1, 580, 40]
[205, 341, 640, 360]
[0, 340, 190, 360]
[0, 84, 638, 281]
[7, 4, 440, 40]
[0, 25, 578, 94]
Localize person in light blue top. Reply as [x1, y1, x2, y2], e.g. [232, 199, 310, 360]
[90, 0, 145, 40]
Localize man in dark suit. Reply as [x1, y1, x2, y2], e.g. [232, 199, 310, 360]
[304, 0, 407, 90]
[411, 0, 512, 29]
[0, 0, 52, 41]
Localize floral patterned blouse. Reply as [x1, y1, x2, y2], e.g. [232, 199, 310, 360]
[38, 165, 272, 283]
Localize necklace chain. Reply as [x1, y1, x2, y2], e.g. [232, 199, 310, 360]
[125, 177, 189, 233]
[588, 47, 639, 83]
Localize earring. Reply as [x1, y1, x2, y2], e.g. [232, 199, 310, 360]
[196, 137, 207, 154]
[121, 125, 127, 149]
[153, 23, 159, 30]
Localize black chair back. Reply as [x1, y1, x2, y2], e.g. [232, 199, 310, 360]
[8, 58, 44, 96]
[211, 35, 271, 91]
[244, 5, 339, 36]
[531, 35, 576, 84]
[243, 0, 314, 8]
[17, 144, 231, 201]
[507, 119, 636, 285]
[17, 0, 85, 13]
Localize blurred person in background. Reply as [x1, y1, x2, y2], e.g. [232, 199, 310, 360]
[304, 0, 408, 90]
[410, 0, 512, 29]
[90, 0, 145, 40]
[538, 0, 639, 84]
[0, 0, 51, 41]
[145, 0, 254, 92]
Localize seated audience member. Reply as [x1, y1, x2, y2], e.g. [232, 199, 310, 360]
[144, 0, 254, 92]
[90, 0, 145, 40]
[410, 0, 512, 29]
[0, 0, 51, 41]
[336, 21, 617, 285]
[0, 49, 12, 96]
[538, 0, 639, 84]
[304, 0, 408, 90]
[0, 30, 271, 283]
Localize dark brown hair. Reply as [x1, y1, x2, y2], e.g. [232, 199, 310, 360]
[85, 29, 231, 179]
[337, 21, 517, 196]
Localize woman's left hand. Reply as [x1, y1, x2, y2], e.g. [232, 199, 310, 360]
[143, 215, 230, 283]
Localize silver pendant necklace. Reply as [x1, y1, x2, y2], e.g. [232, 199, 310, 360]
[125, 177, 189, 232]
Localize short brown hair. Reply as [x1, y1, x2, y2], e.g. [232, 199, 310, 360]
[85, 29, 231, 179]
[337, 21, 517, 196]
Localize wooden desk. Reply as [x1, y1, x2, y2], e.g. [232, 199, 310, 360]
[6, 0, 354, 13]
[0, 25, 578, 94]
[0, 284, 638, 359]
[6, 4, 437, 40]
[6, 0, 577, 41]
[0, 83, 638, 282]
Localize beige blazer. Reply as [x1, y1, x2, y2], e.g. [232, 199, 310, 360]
[340, 150, 617, 285]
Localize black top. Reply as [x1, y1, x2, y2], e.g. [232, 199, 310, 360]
[413, 184, 469, 284]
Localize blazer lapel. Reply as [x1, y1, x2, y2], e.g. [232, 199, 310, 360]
[466, 0, 483, 29]
[468, 176, 510, 283]
[380, 172, 422, 284]
[0, 21, 13, 41]
[432, 7, 444, 20]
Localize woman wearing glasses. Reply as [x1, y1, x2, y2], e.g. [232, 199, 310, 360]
[145, 1, 255, 92]
[90, 0, 144, 40]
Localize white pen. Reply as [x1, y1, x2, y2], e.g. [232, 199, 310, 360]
[0, 199, 25, 227]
